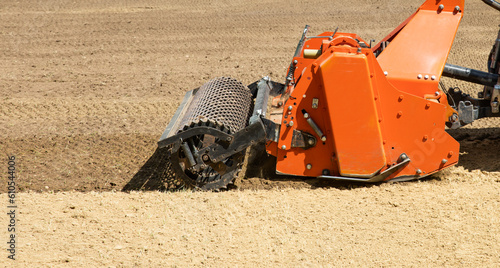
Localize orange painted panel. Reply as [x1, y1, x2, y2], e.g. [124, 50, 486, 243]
[377, 0, 463, 97]
[319, 52, 386, 177]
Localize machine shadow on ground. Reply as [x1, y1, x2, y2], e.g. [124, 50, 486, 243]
[449, 127, 500, 172]
[122, 147, 185, 192]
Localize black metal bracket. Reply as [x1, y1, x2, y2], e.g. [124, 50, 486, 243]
[447, 87, 500, 119]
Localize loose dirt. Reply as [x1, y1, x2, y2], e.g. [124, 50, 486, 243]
[1, 0, 499, 266]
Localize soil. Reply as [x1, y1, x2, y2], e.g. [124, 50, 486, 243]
[1, 0, 499, 266]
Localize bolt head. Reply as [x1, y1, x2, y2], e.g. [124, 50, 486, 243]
[454, 6, 460, 12]
[417, 74, 422, 79]
[435, 91, 440, 96]
[320, 136, 327, 142]
[384, 71, 388, 76]
[303, 113, 310, 119]
[288, 121, 294, 126]
[438, 4, 444, 10]
[306, 164, 312, 170]
[293, 60, 298, 65]
[281, 145, 287, 150]
[416, 169, 422, 174]
[288, 105, 293, 111]
[441, 159, 448, 164]
[431, 75, 436, 80]
[424, 75, 429, 80]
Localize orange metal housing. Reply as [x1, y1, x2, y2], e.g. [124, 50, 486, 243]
[266, 0, 463, 181]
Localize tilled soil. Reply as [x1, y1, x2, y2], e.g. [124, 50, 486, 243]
[1, 0, 499, 266]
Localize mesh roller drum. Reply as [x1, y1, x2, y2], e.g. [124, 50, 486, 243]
[178, 77, 253, 134]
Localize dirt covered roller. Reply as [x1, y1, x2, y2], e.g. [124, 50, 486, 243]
[158, 77, 254, 190]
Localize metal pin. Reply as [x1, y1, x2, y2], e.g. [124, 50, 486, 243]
[181, 142, 197, 167]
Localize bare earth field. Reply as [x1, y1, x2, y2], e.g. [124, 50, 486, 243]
[1, 0, 499, 266]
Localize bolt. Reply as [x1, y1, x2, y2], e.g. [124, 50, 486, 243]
[263, 76, 270, 81]
[441, 159, 448, 164]
[278, 101, 283, 107]
[308, 139, 315, 145]
[400, 153, 408, 160]
[281, 145, 287, 150]
[424, 75, 429, 80]
[416, 169, 422, 174]
[293, 59, 298, 65]
[357, 47, 361, 53]
[450, 114, 458, 122]
[431, 75, 436, 80]
[306, 164, 312, 170]
[454, 6, 460, 12]
[202, 154, 209, 161]
[322, 169, 330, 175]
[417, 74, 422, 79]
[384, 71, 388, 76]
[435, 91, 440, 96]
[288, 121, 294, 126]
[321, 136, 327, 142]
[226, 137, 232, 142]
[288, 105, 293, 111]
[303, 94, 306, 98]
[438, 4, 444, 10]
[303, 113, 310, 119]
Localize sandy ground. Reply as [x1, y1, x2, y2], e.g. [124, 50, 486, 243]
[1, 0, 499, 266]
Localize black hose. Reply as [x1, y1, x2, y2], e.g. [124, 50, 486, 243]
[482, 0, 500, 12]
[443, 63, 499, 87]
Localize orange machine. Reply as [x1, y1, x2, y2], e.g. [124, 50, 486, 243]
[158, 0, 500, 190]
